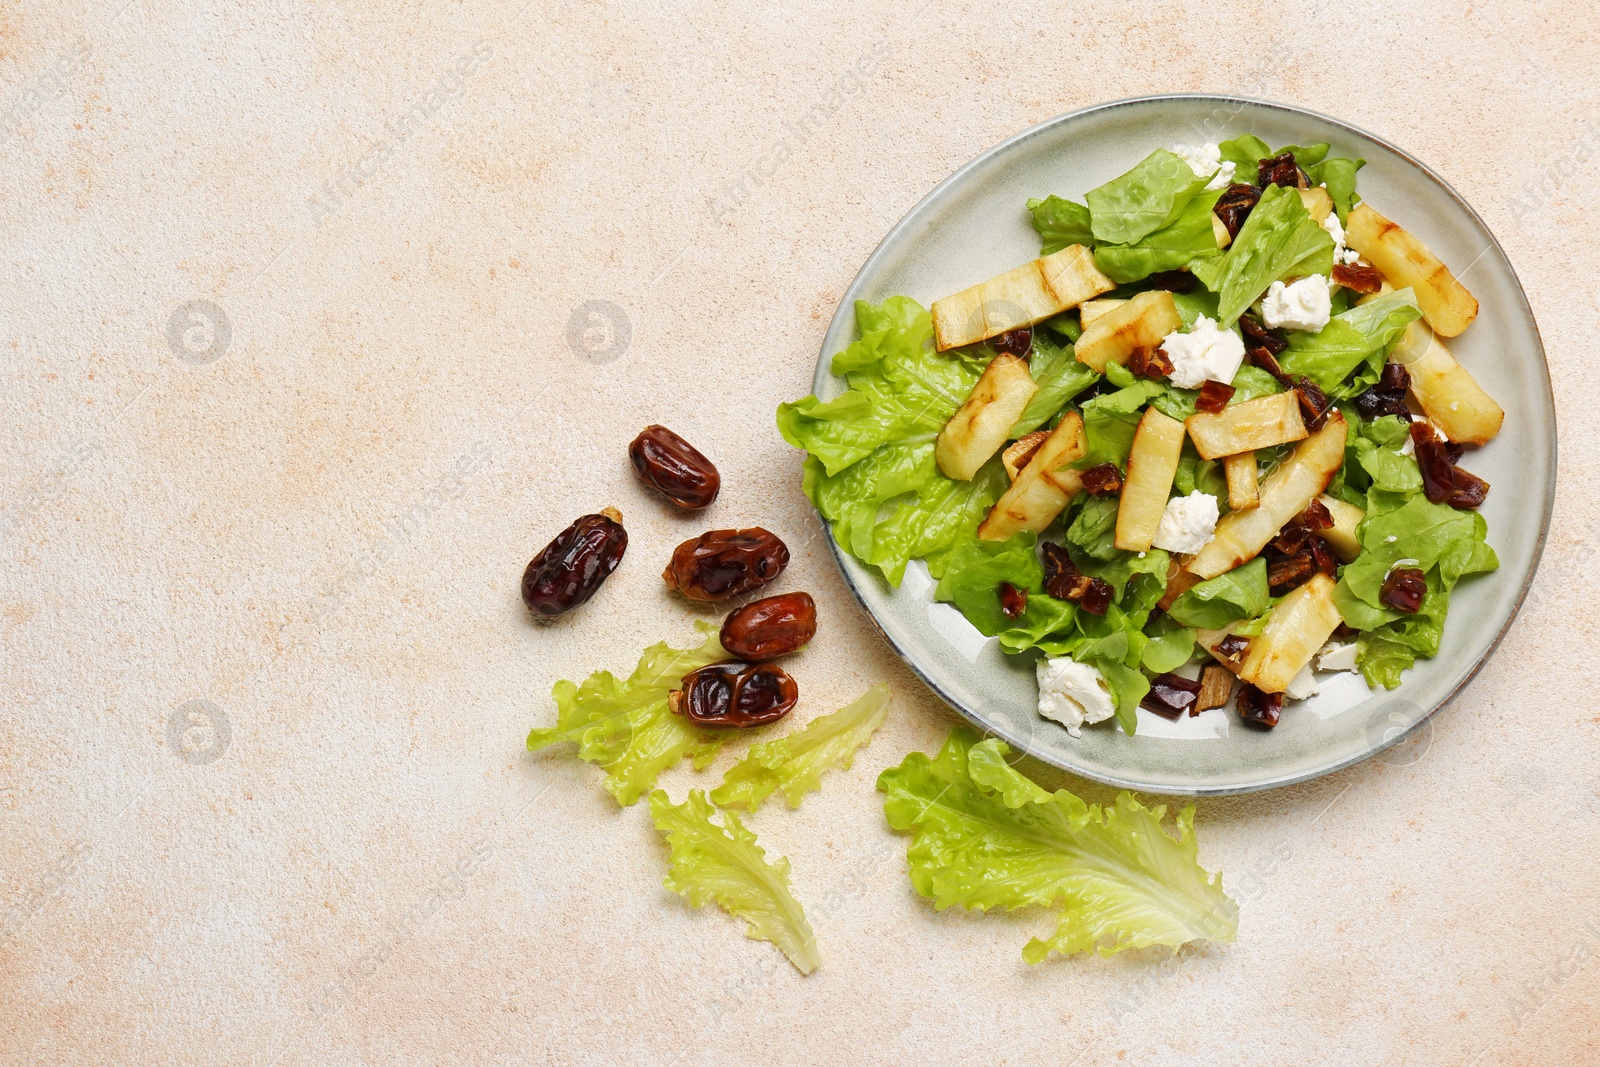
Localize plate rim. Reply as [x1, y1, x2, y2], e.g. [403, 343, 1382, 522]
[810, 93, 1557, 796]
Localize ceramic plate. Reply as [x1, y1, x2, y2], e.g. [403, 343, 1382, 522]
[811, 95, 1554, 795]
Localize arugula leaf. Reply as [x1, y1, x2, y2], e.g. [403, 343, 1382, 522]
[1166, 558, 1269, 628]
[1086, 149, 1212, 246]
[528, 623, 727, 806]
[711, 685, 891, 811]
[648, 790, 821, 974]
[1189, 184, 1334, 326]
[1093, 188, 1225, 284]
[1027, 195, 1093, 255]
[878, 729, 1238, 960]
[1279, 288, 1422, 398]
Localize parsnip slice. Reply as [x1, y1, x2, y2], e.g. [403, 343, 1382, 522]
[936, 354, 1039, 481]
[1113, 408, 1186, 552]
[1188, 414, 1347, 579]
[977, 413, 1086, 541]
[1297, 186, 1334, 224]
[1239, 573, 1342, 694]
[1001, 429, 1052, 481]
[1078, 298, 1127, 329]
[1157, 557, 1202, 611]
[1186, 392, 1308, 460]
[1345, 203, 1478, 337]
[1224, 451, 1260, 511]
[931, 244, 1114, 351]
[1316, 494, 1364, 563]
[1075, 290, 1184, 373]
[1388, 319, 1503, 444]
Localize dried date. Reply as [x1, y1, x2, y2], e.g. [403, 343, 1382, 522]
[993, 327, 1033, 359]
[1141, 672, 1201, 719]
[1410, 422, 1459, 504]
[521, 508, 628, 617]
[629, 425, 721, 509]
[663, 528, 790, 601]
[1040, 542, 1113, 616]
[997, 581, 1028, 620]
[670, 661, 798, 728]
[719, 592, 817, 661]
[1332, 262, 1384, 294]
[1080, 463, 1124, 497]
[1127, 345, 1175, 380]
[1380, 567, 1428, 614]
[1213, 183, 1261, 240]
[1240, 315, 1288, 357]
[1237, 683, 1283, 729]
[1258, 152, 1310, 189]
[1195, 380, 1236, 414]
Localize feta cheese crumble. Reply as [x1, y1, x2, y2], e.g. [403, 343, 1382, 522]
[1262, 275, 1332, 332]
[1169, 143, 1237, 191]
[1321, 210, 1361, 266]
[1285, 664, 1320, 700]
[1036, 657, 1115, 736]
[1316, 641, 1360, 672]
[1159, 315, 1246, 389]
[1152, 491, 1220, 555]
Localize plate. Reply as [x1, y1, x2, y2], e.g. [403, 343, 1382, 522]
[811, 95, 1554, 795]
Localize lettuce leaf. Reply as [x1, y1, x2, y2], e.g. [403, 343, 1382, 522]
[528, 623, 727, 806]
[1093, 188, 1225, 284]
[1166, 557, 1269, 628]
[648, 789, 820, 974]
[1216, 136, 1364, 220]
[711, 685, 891, 811]
[1279, 289, 1422, 398]
[1188, 183, 1334, 326]
[1010, 329, 1099, 436]
[1086, 149, 1212, 246]
[877, 729, 1238, 960]
[1027, 195, 1093, 255]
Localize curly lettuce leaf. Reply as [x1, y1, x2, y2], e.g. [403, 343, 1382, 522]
[1027, 195, 1093, 255]
[1166, 557, 1269, 628]
[648, 789, 820, 974]
[878, 729, 1238, 961]
[711, 684, 891, 811]
[1093, 188, 1226, 284]
[1188, 183, 1334, 326]
[1086, 149, 1212, 246]
[528, 623, 726, 806]
[1279, 289, 1422, 398]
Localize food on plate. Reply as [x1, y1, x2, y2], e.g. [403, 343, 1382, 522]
[662, 527, 790, 600]
[778, 132, 1500, 737]
[718, 591, 818, 661]
[712, 684, 890, 811]
[521, 508, 628, 617]
[628, 424, 721, 509]
[669, 661, 799, 728]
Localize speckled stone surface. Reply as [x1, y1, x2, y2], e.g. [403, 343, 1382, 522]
[1, 3, 1597, 1064]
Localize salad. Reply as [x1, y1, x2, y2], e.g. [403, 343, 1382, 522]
[779, 135, 1502, 737]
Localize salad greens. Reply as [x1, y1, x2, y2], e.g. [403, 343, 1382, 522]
[1279, 289, 1422, 398]
[878, 729, 1238, 959]
[1189, 183, 1333, 326]
[711, 684, 891, 811]
[1085, 148, 1212, 246]
[649, 789, 821, 974]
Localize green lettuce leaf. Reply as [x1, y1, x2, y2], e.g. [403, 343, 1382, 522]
[1027, 195, 1093, 255]
[877, 729, 1238, 960]
[1010, 329, 1099, 436]
[711, 685, 891, 811]
[1307, 156, 1365, 222]
[1341, 491, 1498, 609]
[528, 623, 727, 806]
[1093, 188, 1225, 284]
[1279, 288, 1422, 398]
[648, 789, 821, 974]
[1086, 149, 1212, 246]
[1188, 183, 1334, 326]
[1166, 557, 1269, 628]
[1216, 136, 1364, 219]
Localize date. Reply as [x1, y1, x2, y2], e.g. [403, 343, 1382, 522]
[628, 425, 720, 509]
[521, 508, 627, 617]
[662, 528, 790, 601]
[670, 661, 798, 728]
[719, 592, 817, 661]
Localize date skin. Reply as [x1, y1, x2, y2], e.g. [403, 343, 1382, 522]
[663, 528, 789, 601]
[670, 661, 798, 728]
[521, 508, 627, 617]
[628, 425, 720, 509]
[719, 592, 817, 661]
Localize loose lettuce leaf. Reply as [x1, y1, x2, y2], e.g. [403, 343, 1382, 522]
[877, 729, 1238, 960]
[1065, 495, 1121, 562]
[1279, 289, 1422, 398]
[1027, 195, 1093, 255]
[1093, 188, 1225, 284]
[528, 623, 727, 806]
[711, 685, 891, 811]
[1189, 184, 1334, 326]
[1216, 136, 1364, 219]
[648, 789, 821, 974]
[1010, 329, 1099, 437]
[1307, 156, 1365, 222]
[1086, 149, 1212, 246]
[1076, 379, 1165, 469]
[1141, 616, 1197, 674]
[1166, 557, 1270, 628]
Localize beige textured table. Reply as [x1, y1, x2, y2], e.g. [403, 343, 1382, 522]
[2, 3, 1597, 1064]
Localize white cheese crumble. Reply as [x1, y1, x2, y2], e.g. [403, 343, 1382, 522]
[1285, 664, 1320, 700]
[1159, 315, 1246, 389]
[1152, 491, 1220, 555]
[1316, 640, 1360, 672]
[1321, 210, 1362, 266]
[1036, 657, 1116, 737]
[1169, 143, 1237, 191]
[1262, 275, 1332, 332]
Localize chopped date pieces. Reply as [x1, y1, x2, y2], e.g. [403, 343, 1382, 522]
[1080, 463, 1125, 497]
[1217, 634, 1250, 663]
[1380, 567, 1428, 614]
[1141, 672, 1201, 719]
[1258, 152, 1310, 189]
[1195, 380, 1236, 414]
[1267, 553, 1316, 595]
[1237, 684, 1284, 728]
[1297, 499, 1334, 531]
[1147, 269, 1197, 293]
[1447, 467, 1490, 510]
[1332, 262, 1385, 294]
[1040, 542, 1113, 616]
[994, 327, 1033, 359]
[1378, 363, 1412, 393]
[1293, 378, 1334, 431]
[1213, 183, 1261, 239]
[1410, 422, 1460, 504]
[1128, 345, 1175, 380]
[1240, 315, 1288, 357]
[998, 581, 1028, 620]
[1354, 363, 1414, 422]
